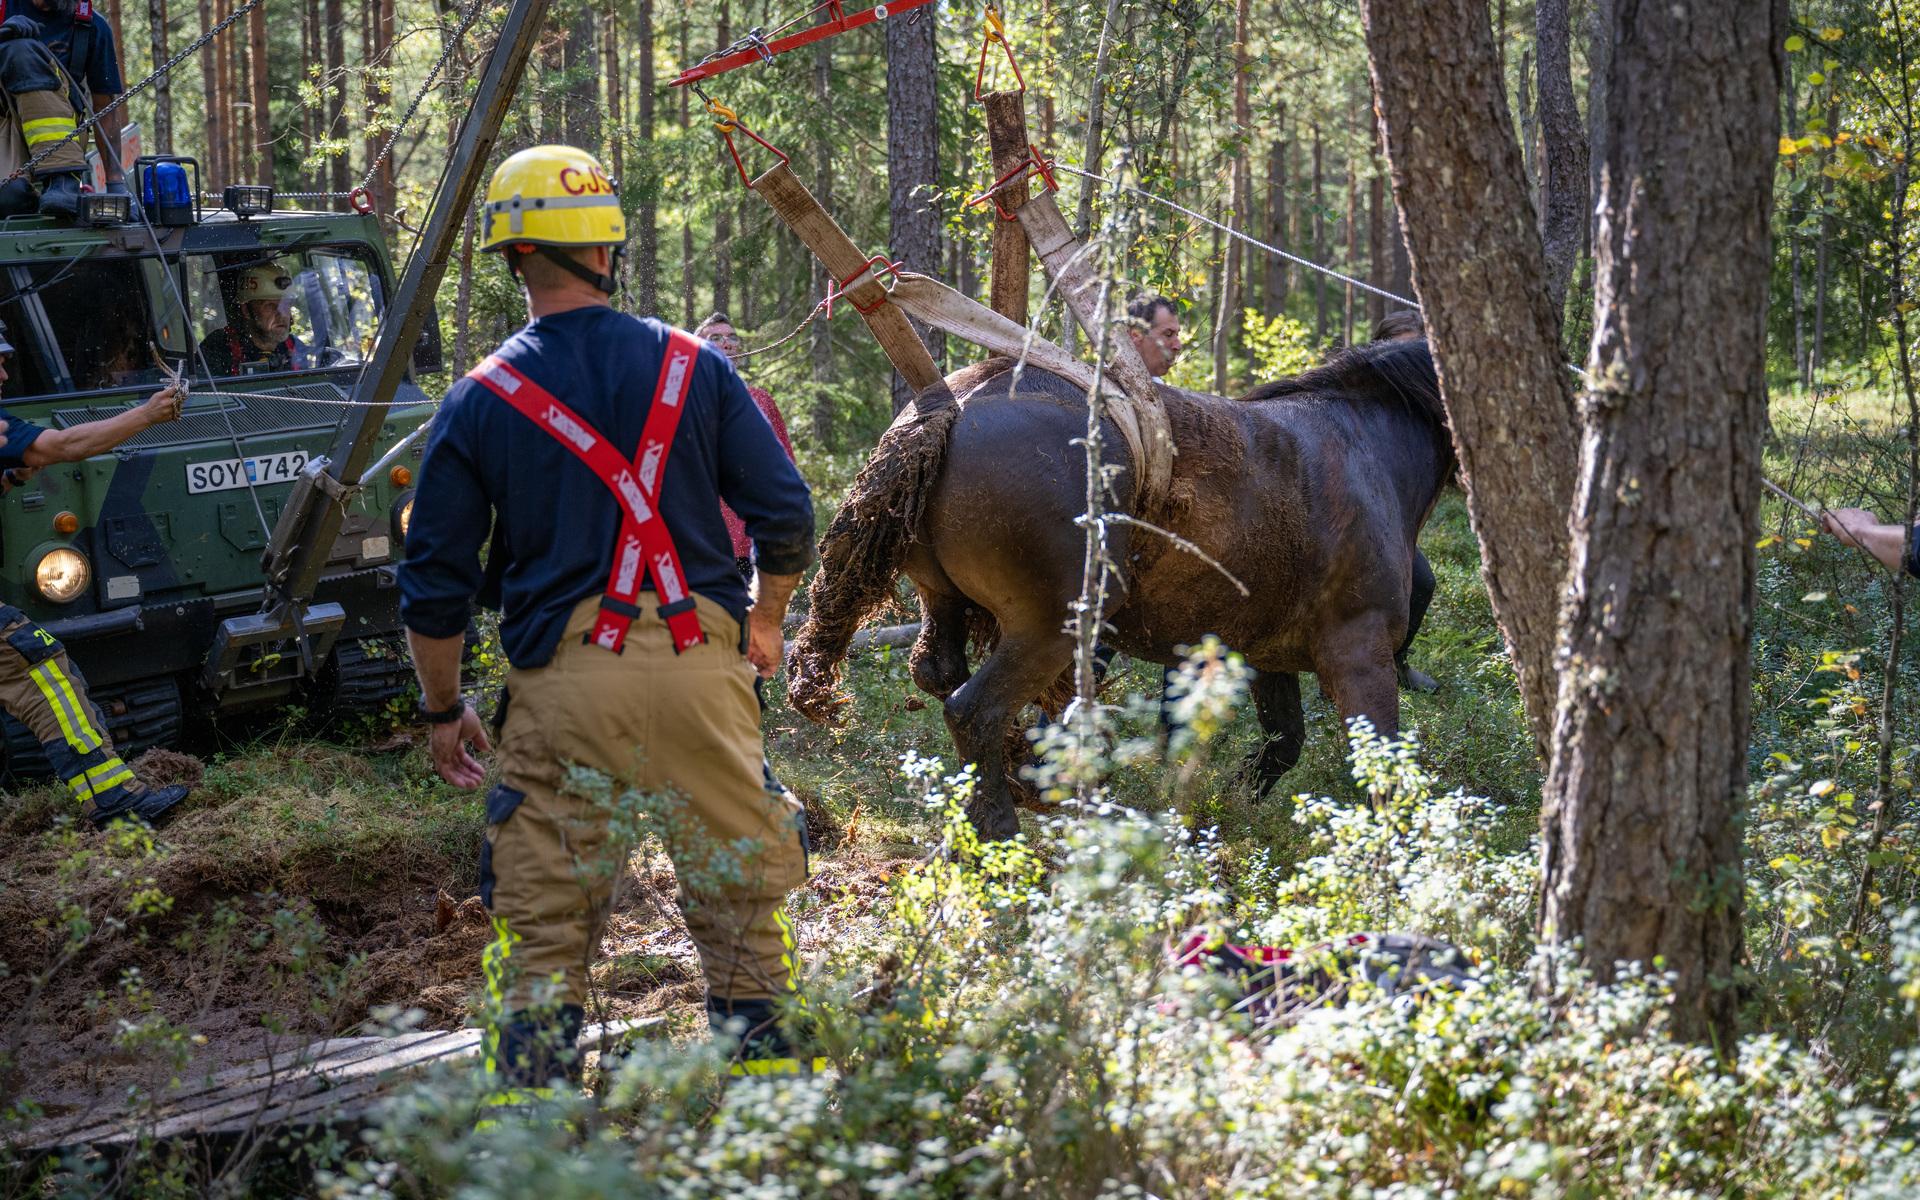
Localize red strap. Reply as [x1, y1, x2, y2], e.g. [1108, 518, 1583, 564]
[466, 330, 707, 654]
[668, 0, 940, 89]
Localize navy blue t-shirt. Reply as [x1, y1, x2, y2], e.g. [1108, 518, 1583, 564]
[0, 415, 44, 469]
[21, 3, 122, 95]
[399, 309, 815, 668]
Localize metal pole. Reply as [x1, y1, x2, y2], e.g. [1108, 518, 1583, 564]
[260, 0, 552, 609]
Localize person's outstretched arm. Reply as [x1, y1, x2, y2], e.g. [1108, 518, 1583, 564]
[1822, 507, 1916, 575]
[22, 384, 182, 466]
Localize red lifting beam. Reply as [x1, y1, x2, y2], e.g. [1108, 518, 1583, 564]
[669, 0, 939, 89]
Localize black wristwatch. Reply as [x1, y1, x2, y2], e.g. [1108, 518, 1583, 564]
[419, 701, 467, 725]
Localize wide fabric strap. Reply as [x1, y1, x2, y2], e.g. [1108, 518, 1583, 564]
[466, 329, 706, 654]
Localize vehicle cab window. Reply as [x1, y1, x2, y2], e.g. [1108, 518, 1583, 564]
[189, 248, 385, 381]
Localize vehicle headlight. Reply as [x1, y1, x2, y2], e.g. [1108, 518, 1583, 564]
[392, 490, 415, 546]
[34, 546, 90, 603]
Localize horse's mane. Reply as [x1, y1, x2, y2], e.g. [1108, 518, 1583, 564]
[1237, 338, 1447, 429]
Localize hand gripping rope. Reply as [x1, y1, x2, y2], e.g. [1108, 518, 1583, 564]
[975, 4, 1026, 100]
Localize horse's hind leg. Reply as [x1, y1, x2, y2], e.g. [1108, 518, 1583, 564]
[944, 628, 1075, 840]
[1244, 671, 1305, 797]
[911, 587, 973, 699]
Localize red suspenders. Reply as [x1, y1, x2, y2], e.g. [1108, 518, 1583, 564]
[465, 329, 707, 654]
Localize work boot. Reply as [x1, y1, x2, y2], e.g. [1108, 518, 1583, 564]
[90, 784, 191, 829]
[37, 172, 82, 220]
[476, 1003, 584, 1132]
[709, 996, 824, 1077]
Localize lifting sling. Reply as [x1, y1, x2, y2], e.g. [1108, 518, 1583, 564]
[466, 329, 707, 655]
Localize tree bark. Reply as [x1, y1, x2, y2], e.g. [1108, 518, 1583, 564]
[1359, 0, 1577, 757]
[1068, 0, 1122, 355]
[633, 0, 657, 315]
[1540, 0, 1785, 1048]
[1367, 168, 1386, 327]
[1535, 0, 1587, 313]
[1343, 145, 1358, 345]
[809, 9, 833, 440]
[678, 12, 694, 328]
[1265, 128, 1287, 313]
[1812, 99, 1837, 384]
[1312, 125, 1326, 342]
[230, 0, 249, 184]
[885, 0, 940, 412]
[1518, 49, 1537, 200]
[325, 0, 346, 197]
[1586, 0, 1615, 246]
[148, 0, 172, 154]
[564, 4, 597, 149]
[200, 0, 224, 185]
[1786, 56, 1806, 387]
[248, 0, 270, 184]
[1214, 0, 1251, 391]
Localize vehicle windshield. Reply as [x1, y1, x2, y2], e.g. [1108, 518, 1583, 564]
[0, 243, 385, 402]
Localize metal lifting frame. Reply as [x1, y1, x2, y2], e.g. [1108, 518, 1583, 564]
[669, 0, 940, 89]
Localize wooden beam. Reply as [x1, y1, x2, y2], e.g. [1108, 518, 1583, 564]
[750, 161, 947, 396]
[981, 91, 1032, 325]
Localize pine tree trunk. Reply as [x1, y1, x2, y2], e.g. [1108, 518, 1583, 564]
[635, 0, 658, 316]
[1068, 0, 1122, 355]
[563, 5, 596, 149]
[603, 0, 620, 169]
[303, 0, 318, 186]
[678, 14, 694, 328]
[809, 10, 833, 439]
[1358, 0, 1578, 757]
[711, 4, 732, 320]
[1312, 126, 1326, 342]
[1214, 0, 1250, 391]
[1540, 0, 1785, 1050]
[885, 0, 940, 412]
[1786, 59, 1807, 388]
[1343, 147, 1358, 345]
[230, 0, 249, 184]
[1518, 49, 1537, 199]
[1535, 0, 1587, 313]
[1812, 100, 1836, 383]
[1265, 128, 1286, 312]
[204, 0, 226, 184]
[249, 0, 270, 184]
[149, 0, 173, 154]
[1585, 0, 1614, 248]
[325, 0, 346, 197]
[374, 0, 395, 214]
[1368, 168, 1386, 327]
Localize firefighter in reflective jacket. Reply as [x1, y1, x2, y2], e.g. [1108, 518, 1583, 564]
[0, 0, 129, 219]
[398, 145, 816, 1095]
[0, 317, 191, 824]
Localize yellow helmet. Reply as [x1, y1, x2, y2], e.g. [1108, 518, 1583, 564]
[479, 144, 625, 253]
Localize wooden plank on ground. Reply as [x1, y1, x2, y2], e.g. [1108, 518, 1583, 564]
[28, 1018, 661, 1151]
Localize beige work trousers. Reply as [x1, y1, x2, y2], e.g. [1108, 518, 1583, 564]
[480, 592, 807, 1011]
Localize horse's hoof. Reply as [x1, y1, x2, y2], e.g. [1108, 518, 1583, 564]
[1398, 663, 1441, 694]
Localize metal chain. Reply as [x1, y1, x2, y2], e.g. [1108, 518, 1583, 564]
[4, 0, 264, 186]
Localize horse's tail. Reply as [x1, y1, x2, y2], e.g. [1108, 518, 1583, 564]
[786, 384, 962, 724]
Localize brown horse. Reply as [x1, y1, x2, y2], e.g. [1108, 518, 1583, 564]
[788, 338, 1453, 838]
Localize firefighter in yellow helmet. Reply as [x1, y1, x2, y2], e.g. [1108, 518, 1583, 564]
[398, 146, 816, 1099]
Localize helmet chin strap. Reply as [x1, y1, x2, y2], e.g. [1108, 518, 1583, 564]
[506, 244, 620, 297]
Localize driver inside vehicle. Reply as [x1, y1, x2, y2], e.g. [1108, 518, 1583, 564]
[197, 264, 310, 377]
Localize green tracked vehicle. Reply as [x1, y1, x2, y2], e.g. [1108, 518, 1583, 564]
[0, 195, 442, 774]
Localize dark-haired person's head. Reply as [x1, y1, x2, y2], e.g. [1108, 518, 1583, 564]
[1126, 293, 1182, 378]
[695, 312, 743, 362]
[1371, 309, 1424, 343]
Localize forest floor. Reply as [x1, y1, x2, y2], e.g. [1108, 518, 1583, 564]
[0, 383, 1903, 1128]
